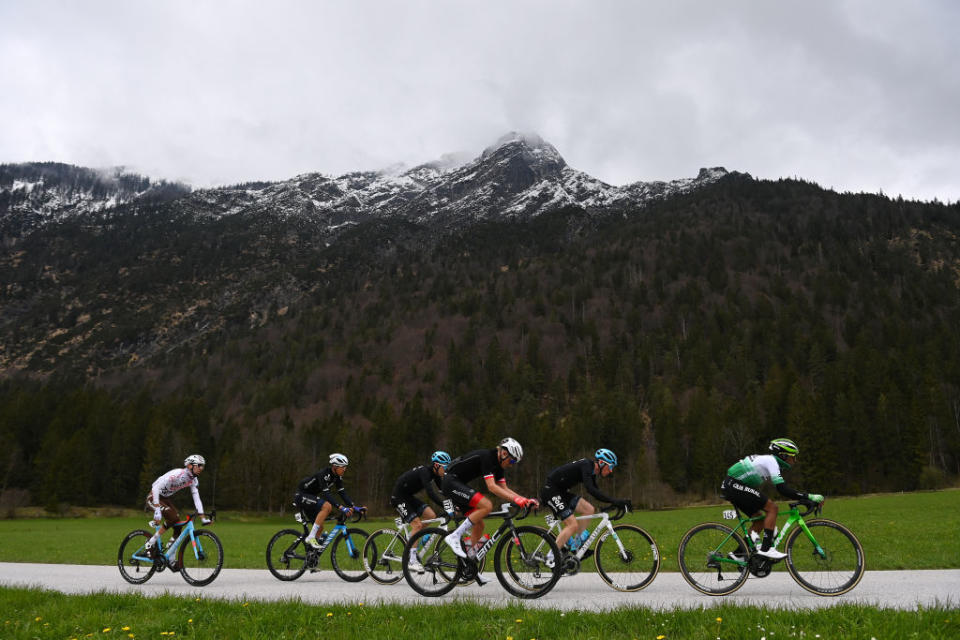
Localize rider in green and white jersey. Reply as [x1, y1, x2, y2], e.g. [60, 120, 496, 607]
[720, 438, 824, 560]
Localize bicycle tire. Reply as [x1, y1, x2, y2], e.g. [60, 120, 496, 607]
[117, 529, 158, 585]
[178, 529, 224, 586]
[677, 522, 749, 596]
[362, 528, 407, 585]
[330, 527, 369, 582]
[266, 529, 309, 581]
[594, 524, 661, 592]
[402, 526, 460, 597]
[785, 518, 865, 596]
[494, 525, 561, 599]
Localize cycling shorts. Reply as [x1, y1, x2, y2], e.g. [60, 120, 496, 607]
[539, 486, 581, 520]
[441, 475, 484, 513]
[293, 491, 328, 521]
[389, 495, 428, 524]
[720, 476, 767, 515]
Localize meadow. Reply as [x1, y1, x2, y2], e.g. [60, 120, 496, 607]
[1, 489, 958, 570]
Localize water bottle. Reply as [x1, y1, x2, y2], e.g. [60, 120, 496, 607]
[579, 529, 591, 546]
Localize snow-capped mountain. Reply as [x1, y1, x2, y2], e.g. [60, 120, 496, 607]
[1, 134, 727, 241]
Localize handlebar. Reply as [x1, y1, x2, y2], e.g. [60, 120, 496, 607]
[789, 499, 822, 518]
[601, 502, 630, 521]
[187, 511, 216, 525]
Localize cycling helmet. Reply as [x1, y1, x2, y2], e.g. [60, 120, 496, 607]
[184, 454, 206, 466]
[498, 437, 523, 462]
[431, 451, 452, 468]
[769, 438, 799, 461]
[595, 448, 618, 467]
[329, 453, 349, 467]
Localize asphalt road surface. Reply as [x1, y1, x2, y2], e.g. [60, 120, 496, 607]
[2, 563, 958, 610]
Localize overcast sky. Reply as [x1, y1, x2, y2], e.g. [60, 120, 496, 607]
[2, 1, 958, 202]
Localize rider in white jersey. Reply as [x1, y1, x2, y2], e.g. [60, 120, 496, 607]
[144, 454, 210, 553]
[721, 438, 823, 560]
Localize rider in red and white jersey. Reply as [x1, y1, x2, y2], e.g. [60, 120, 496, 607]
[145, 454, 209, 552]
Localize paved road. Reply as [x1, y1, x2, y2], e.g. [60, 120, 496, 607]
[1, 563, 958, 610]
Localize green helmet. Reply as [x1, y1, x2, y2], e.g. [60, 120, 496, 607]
[769, 438, 799, 461]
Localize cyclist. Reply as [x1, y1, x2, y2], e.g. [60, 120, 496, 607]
[540, 448, 630, 559]
[721, 437, 824, 559]
[390, 451, 453, 536]
[295, 453, 366, 549]
[441, 437, 539, 562]
[144, 454, 210, 560]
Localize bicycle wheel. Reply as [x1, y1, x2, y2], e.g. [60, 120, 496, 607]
[330, 527, 369, 582]
[266, 529, 308, 581]
[494, 525, 561, 599]
[594, 524, 661, 592]
[785, 519, 865, 596]
[178, 529, 224, 586]
[677, 523, 749, 595]
[402, 527, 460, 597]
[117, 529, 158, 585]
[363, 528, 407, 585]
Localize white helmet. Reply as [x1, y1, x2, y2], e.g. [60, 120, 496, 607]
[184, 454, 205, 466]
[329, 453, 349, 467]
[498, 437, 523, 462]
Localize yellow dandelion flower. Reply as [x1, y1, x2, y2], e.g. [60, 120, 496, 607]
[128, 635, 135, 639]
[243, 602, 250, 607]
[516, 619, 523, 623]
[507, 636, 514, 640]
[327, 612, 334, 617]
[716, 617, 722, 623]
[188, 619, 193, 623]
[35, 617, 42, 622]
[195, 598, 201, 602]
[657, 636, 666, 639]
[103, 628, 112, 632]
[122, 627, 130, 631]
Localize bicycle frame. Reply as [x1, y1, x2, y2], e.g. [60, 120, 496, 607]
[470, 504, 529, 563]
[543, 510, 615, 560]
[132, 513, 210, 567]
[716, 502, 825, 569]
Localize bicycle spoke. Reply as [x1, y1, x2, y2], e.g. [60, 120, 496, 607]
[678, 523, 749, 596]
[786, 520, 865, 596]
[594, 524, 660, 591]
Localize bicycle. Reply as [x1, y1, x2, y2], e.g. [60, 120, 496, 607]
[401, 503, 561, 599]
[677, 499, 865, 596]
[361, 499, 485, 585]
[117, 511, 223, 587]
[538, 503, 660, 592]
[265, 508, 369, 582]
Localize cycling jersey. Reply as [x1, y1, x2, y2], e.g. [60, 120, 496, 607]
[543, 458, 618, 503]
[446, 449, 506, 485]
[149, 468, 204, 514]
[725, 454, 805, 501]
[297, 466, 354, 508]
[391, 465, 444, 505]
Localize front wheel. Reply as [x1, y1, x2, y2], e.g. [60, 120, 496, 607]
[785, 519, 865, 596]
[677, 523, 749, 596]
[402, 527, 460, 597]
[178, 529, 224, 586]
[494, 525, 561, 599]
[594, 524, 661, 592]
[363, 528, 407, 585]
[266, 529, 308, 581]
[330, 528, 369, 582]
[117, 529, 158, 585]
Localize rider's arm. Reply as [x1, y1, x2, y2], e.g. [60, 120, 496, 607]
[190, 481, 205, 515]
[773, 479, 808, 501]
[423, 469, 445, 507]
[581, 465, 619, 504]
[484, 475, 520, 502]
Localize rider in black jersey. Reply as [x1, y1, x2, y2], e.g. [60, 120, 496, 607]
[295, 453, 365, 549]
[390, 451, 452, 535]
[441, 437, 539, 561]
[540, 448, 629, 554]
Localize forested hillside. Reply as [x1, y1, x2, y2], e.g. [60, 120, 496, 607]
[1, 174, 959, 514]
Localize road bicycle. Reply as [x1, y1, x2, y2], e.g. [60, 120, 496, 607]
[117, 511, 223, 586]
[677, 499, 865, 596]
[361, 500, 486, 585]
[538, 502, 660, 591]
[401, 503, 561, 599]
[266, 508, 369, 582]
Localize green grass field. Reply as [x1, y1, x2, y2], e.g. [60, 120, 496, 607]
[1, 489, 957, 570]
[1, 587, 958, 640]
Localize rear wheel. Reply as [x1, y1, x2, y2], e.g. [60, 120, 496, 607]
[266, 529, 308, 581]
[594, 524, 661, 592]
[494, 525, 561, 599]
[677, 523, 749, 596]
[331, 528, 369, 582]
[785, 519, 865, 596]
[363, 528, 406, 585]
[402, 527, 460, 597]
[178, 529, 224, 586]
[117, 529, 157, 585]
